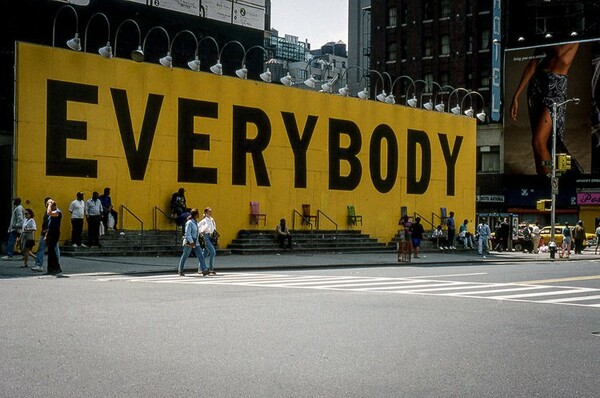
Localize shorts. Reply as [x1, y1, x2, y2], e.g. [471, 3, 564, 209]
[411, 238, 421, 248]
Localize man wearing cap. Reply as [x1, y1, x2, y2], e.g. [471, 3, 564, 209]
[2, 197, 25, 260]
[68, 192, 86, 248]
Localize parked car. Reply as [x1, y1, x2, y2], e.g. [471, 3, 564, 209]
[539, 225, 596, 249]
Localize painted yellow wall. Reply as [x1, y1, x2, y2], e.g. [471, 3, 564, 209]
[15, 42, 476, 246]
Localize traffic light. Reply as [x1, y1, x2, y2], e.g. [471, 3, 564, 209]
[563, 155, 571, 170]
[536, 199, 551, 211]
[555, 154, 572, 172]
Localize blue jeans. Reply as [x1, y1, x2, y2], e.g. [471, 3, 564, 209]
[203, 233, 216, 270]
[178, 245, 207, 273]
[6, 230, 18, 257]
[478, 237, 490, 255]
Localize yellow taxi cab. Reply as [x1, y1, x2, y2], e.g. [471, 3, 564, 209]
[539, 225, 596, 248]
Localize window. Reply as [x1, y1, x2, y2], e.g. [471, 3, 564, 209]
[480, 29, 490, 50]
[479, 65, 490, 87]
[440, 35, 450, 55]
[440, 0, 451, 18]
[401, 6, 408, 25]
[387, 42, 398, 62]
[423, 37, 433, 57]
[438, 71, 449, 87]
[423, 1, 433, 20]
[478, 146, 500, 173]
[387, 7, 397, 27]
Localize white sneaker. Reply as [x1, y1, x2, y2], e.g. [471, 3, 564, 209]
[483, 255, 487, 258]
[31, 266, 43, 272]
[450, 246, 456, 250]
[80, 244, 87, 248]
[72, 244, 78, 247]
[1, 256, 12, 260]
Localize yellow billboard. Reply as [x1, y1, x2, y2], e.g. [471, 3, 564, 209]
[15, 42, 476, 246]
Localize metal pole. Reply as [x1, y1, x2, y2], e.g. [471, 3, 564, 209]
[549, 102, 557, 259]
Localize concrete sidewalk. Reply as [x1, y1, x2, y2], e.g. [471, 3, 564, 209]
[1, 248, 596, 278]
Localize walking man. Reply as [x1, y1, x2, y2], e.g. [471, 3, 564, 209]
[2, 197, 25, 260]
[477, 218, 491, 258]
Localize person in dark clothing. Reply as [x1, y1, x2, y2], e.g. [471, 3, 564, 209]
[276, 218, 293, 249]
[45, 200, 65, 277]
[410, 217, 425, 259]
[171, 187, 190, 216]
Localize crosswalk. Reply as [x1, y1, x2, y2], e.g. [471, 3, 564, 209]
[96, 272, 600, 308]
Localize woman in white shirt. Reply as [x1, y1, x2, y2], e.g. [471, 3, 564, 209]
[198, 207, 217, 275]
[21, 208, 37, 268]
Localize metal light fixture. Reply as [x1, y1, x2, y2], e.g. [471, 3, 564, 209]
[211, 40, 245, 75]
[137, 26, 172, 68]
[406, 79, 427, 108]
[460, 91, 486, 121]
[358, 88, 369, 100]
[280, 72, 293, 86]
[448, 87, 471, 115]
[114, 19, 144, 61]
[386, 75, 414, 106]
[304, 76, 318, 88]
[376, 90, 387, 102]
[338, 85, 350, 97]
[320, 74, 338, 93]
[335, 65, 366, 98]
[367, 70, 387, 102]
[83, 12, 112, 58]
[169, 29, 200, 71]
[235, 45, 271, 82]
[197, 36, 220, 72]
[422, 81, 445, 111]
[52, 4, 81, 51]
[434, 84, 454, 112]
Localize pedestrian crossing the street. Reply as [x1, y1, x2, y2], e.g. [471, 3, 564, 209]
[96, 272, 600, 308]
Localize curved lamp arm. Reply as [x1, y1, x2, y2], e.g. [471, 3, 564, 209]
[210, 40, 245, 75]
[84, 12, 112, 58]
[141, 26, 171, 67]
[406, 79, 427, 107]
[114, 19, 143, 61]
[198, 36, 220, 59]
[368, 69, 386, 102]
[448, 88, 471, 114]
[236, 45, 269, 80]
[461, 91, 486, 121]
[170, 29, 200, 71]
[387, 75, 414, 104]
[337, 65, 366, 96]
[52, 4, 81, 51]
[420, 81, 443, 111]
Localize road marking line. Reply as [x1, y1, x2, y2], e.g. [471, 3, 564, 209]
[357, 282, 461, 291]
[407, 272, 488, 279]
[403, 283, 501, 293]
[516, 275, 600, 284]
[488, 288, 597, 299]
[541, 294, 600, 303]
[448, 286, 548, 296]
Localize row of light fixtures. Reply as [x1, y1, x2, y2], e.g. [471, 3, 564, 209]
[52, 5, 485, 121]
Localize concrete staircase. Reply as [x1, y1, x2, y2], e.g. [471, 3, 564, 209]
[227, 229, 394, 255]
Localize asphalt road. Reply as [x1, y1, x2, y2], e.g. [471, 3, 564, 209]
[1, 259, 599, 397]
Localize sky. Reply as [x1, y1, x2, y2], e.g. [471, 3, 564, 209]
[270, 0, 349, 48]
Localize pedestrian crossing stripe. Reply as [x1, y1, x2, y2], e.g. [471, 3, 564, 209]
[96, 273, 600, 308]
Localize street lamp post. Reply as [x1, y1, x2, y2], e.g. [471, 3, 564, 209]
[548, 97, 580, 259]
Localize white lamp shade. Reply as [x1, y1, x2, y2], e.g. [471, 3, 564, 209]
[260, 68, 272, 83]
[385, 95, 395, 104]
[210, 61, 223, 75]
[188, 58, 201, 71]
[131, 46, 144, 62]
[464, 107, 474, 117]
[358, 88, 369, 100]
[159, 54, 172, 68]
[280, 73, 293, 86]
[98, 42, 113, 59]
[376, 91, 387, 102]
[304, 76, 317, 88]
[407, 96, 418, 107]
[235, 66, 248, 79]
[321, 82, 333, 93]
[67, 34, 81, 51]
[451, 105, 461, 115]
[339, 86, 350, 97]
[476, 111, 486, 122]
[423, 100, 433, 111]
[434, 103, 445, 112]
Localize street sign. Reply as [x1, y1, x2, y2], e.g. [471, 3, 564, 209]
[552, 177, 559, 195]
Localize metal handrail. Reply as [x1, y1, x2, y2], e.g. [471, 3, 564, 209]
[432, 212, 444, 228]
[292, 209, 313, 247]
[121, 205, 144, 249]
[153, 206, 173, 230]
[317, 210, 338, 248]
[414, 212, 435, 230]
